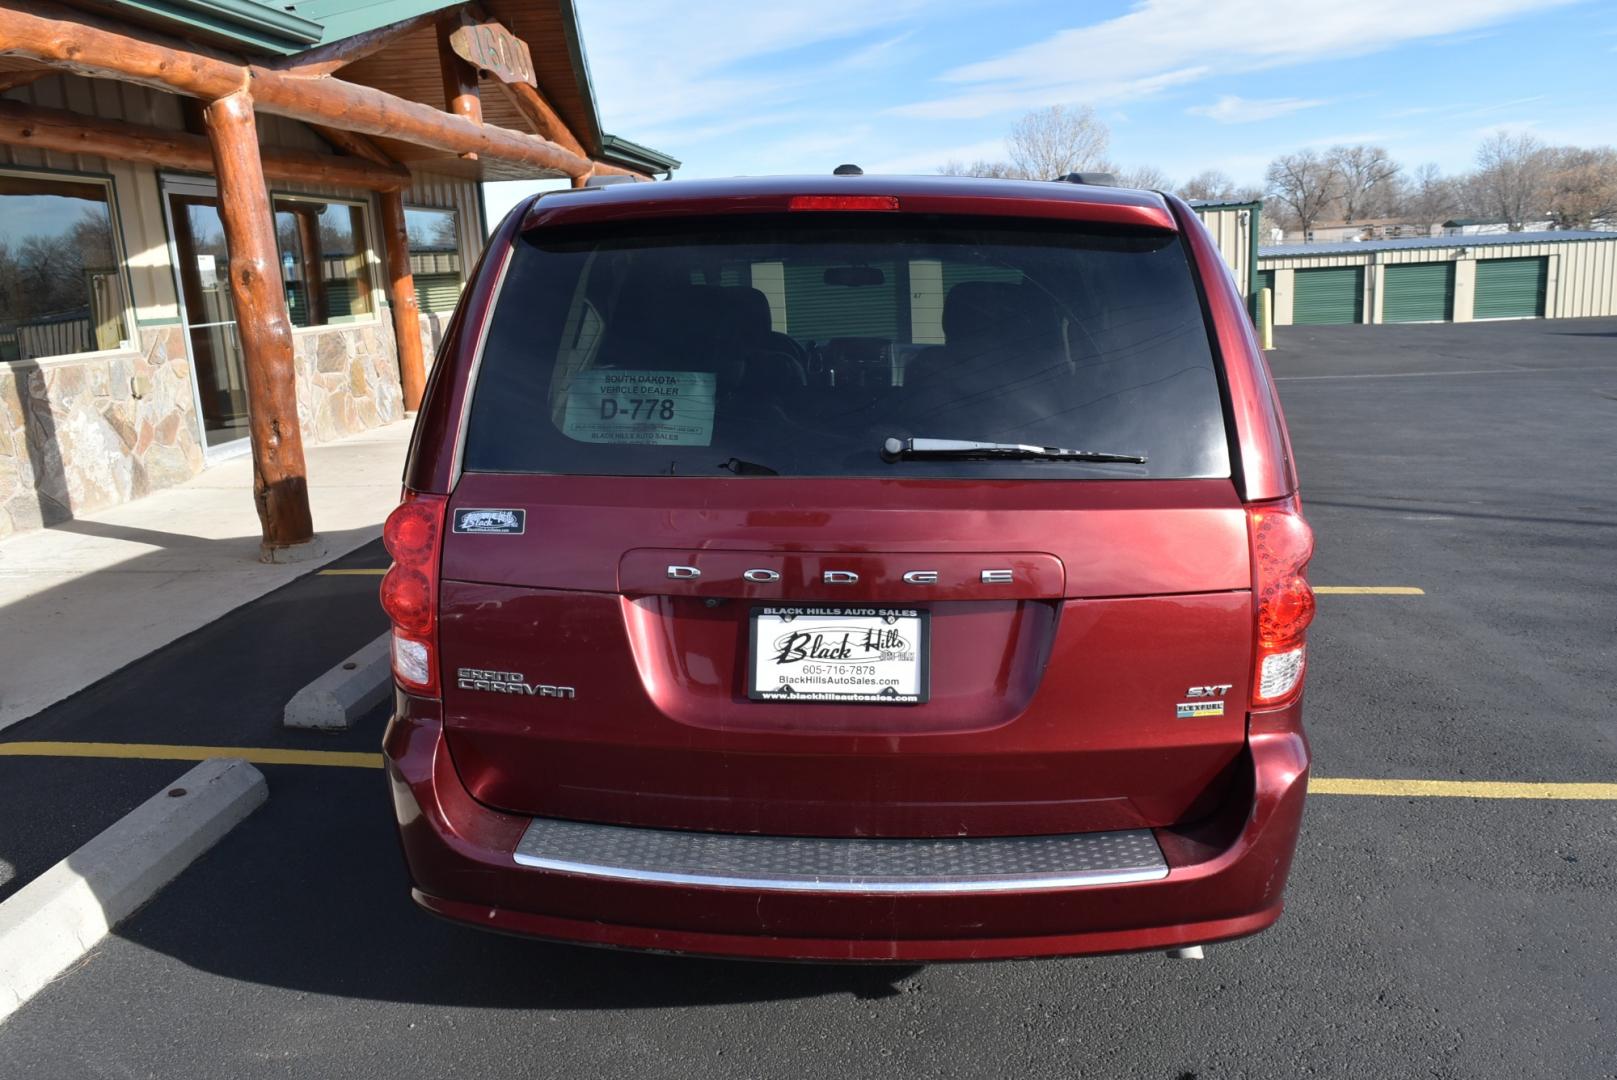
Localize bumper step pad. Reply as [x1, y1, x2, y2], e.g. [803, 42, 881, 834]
[514, 817, 1168, 894]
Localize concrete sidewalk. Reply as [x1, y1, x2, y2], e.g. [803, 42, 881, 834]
[0, 421, 412, 732]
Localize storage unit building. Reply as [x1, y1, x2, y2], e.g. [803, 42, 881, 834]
[1189, 200, 1261, 301]
[1258, 232, 1617, 327]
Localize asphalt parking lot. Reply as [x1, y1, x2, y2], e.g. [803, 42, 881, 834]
[2, 316, 1614, 1078]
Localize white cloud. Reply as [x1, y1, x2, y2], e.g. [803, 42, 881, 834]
[577, 1, 965, 138]
[898, 0, 1576, 119]
[838, 32, 918, 71]
[1187, 95, 1330, 123]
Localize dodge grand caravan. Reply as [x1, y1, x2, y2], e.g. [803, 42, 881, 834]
[382, 174, 1314, 962]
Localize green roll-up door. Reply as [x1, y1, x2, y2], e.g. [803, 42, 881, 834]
[1474, 257, 1547, 319]
[1383, 262, 1454, 323]
[1292, 267, 1363, 325]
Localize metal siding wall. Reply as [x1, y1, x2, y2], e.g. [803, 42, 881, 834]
[256, 112, 330, 153]
[1192, 207, 1249, 295]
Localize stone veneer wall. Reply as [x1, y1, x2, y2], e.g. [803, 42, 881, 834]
[1, 318, 411, 542]
[292, 320, 406, 443]
[0, 325, 203, 540]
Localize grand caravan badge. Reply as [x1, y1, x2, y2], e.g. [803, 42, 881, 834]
[453, 508, 525, 534]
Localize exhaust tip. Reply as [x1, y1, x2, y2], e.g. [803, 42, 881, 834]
[1165, 945, 1205, 960]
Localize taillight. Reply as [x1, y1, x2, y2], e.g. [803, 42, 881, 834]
[381, 492, 447, 696]
[787, 195, 901, 211]
[1248, 499, 1315, 707]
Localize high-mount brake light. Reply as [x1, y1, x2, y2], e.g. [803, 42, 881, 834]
[787, 195, 901, 212]
[381, 493, 447, 696]
[1248, 500, 1315, 707]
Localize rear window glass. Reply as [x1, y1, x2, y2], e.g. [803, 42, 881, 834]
[463, 215, 1229, 480]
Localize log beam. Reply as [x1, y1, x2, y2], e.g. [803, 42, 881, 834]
[264, 11, 443, 78]
[378, 190, 428, 411]
[308, 124, 396, 168]
[0, 0, 600, 178]
[203, 91, 313, 551]
[0, 67, 49, 93]
[0, 99, 409, 189]
[489, 80, 586, 159]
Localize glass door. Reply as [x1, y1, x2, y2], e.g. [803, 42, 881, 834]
[164, 182, 250, 450]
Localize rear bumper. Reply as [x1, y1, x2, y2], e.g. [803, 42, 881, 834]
[383, 694, 1309, 962]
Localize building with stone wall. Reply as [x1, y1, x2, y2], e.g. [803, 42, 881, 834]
[0, 0, 676, 541]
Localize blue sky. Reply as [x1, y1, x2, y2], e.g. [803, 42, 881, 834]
[486, 0, 1615, 223]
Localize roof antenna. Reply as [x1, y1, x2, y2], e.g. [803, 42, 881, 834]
[833, 163, 864, 176]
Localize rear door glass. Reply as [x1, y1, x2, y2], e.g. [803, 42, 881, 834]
[463, 215, 1229, 480]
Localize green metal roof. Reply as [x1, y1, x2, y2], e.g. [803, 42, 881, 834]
[96, 0, 455, 55]
[599, 134, 681, 176]
[284, 0, 463, 49]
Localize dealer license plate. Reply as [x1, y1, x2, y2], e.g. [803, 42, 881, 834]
[748, 606, 929, 704]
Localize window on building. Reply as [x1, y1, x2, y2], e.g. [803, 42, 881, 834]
[404, 206, 463, 314]
[272, 196, 375, 327]
[0, 172, 131, 362]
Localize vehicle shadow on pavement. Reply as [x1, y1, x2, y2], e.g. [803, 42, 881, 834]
[111, 765, 926, 1009]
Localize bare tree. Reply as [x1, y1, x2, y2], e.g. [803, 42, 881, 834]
[1111, 164, 1172, 191]
[1327, 145, 1401, 223]
[1401, 162, 1459, 227]
[937, 159, 1021, 179]
[1265, 150, 1339, 234]
[1542, 146, 1617, 229]
[1006, 105, 1112, 180]
[1178, 169, 1237, 201]
[1472, 132, 1550, 229]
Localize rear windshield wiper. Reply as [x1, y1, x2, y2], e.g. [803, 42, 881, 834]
[882, 436, 1147, 465]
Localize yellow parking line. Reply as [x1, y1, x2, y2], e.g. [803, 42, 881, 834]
[1315, 586, 1425, 595]
[0, 741, 383, 769]
[318, 568, 387, 576]
[1311, 778, 1617, 799]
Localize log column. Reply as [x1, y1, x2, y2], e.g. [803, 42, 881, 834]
[203, 91, 314, 551]
[291, 204, 327, 326]
[379, 188, 428, 411]
[438, 13, 481, 160]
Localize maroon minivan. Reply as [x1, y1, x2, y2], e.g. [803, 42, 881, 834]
[381, 174, 1314, 961]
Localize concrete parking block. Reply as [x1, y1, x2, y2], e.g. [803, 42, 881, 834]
[0, 758, 266, 1024]
[283, 632, 392, 731]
